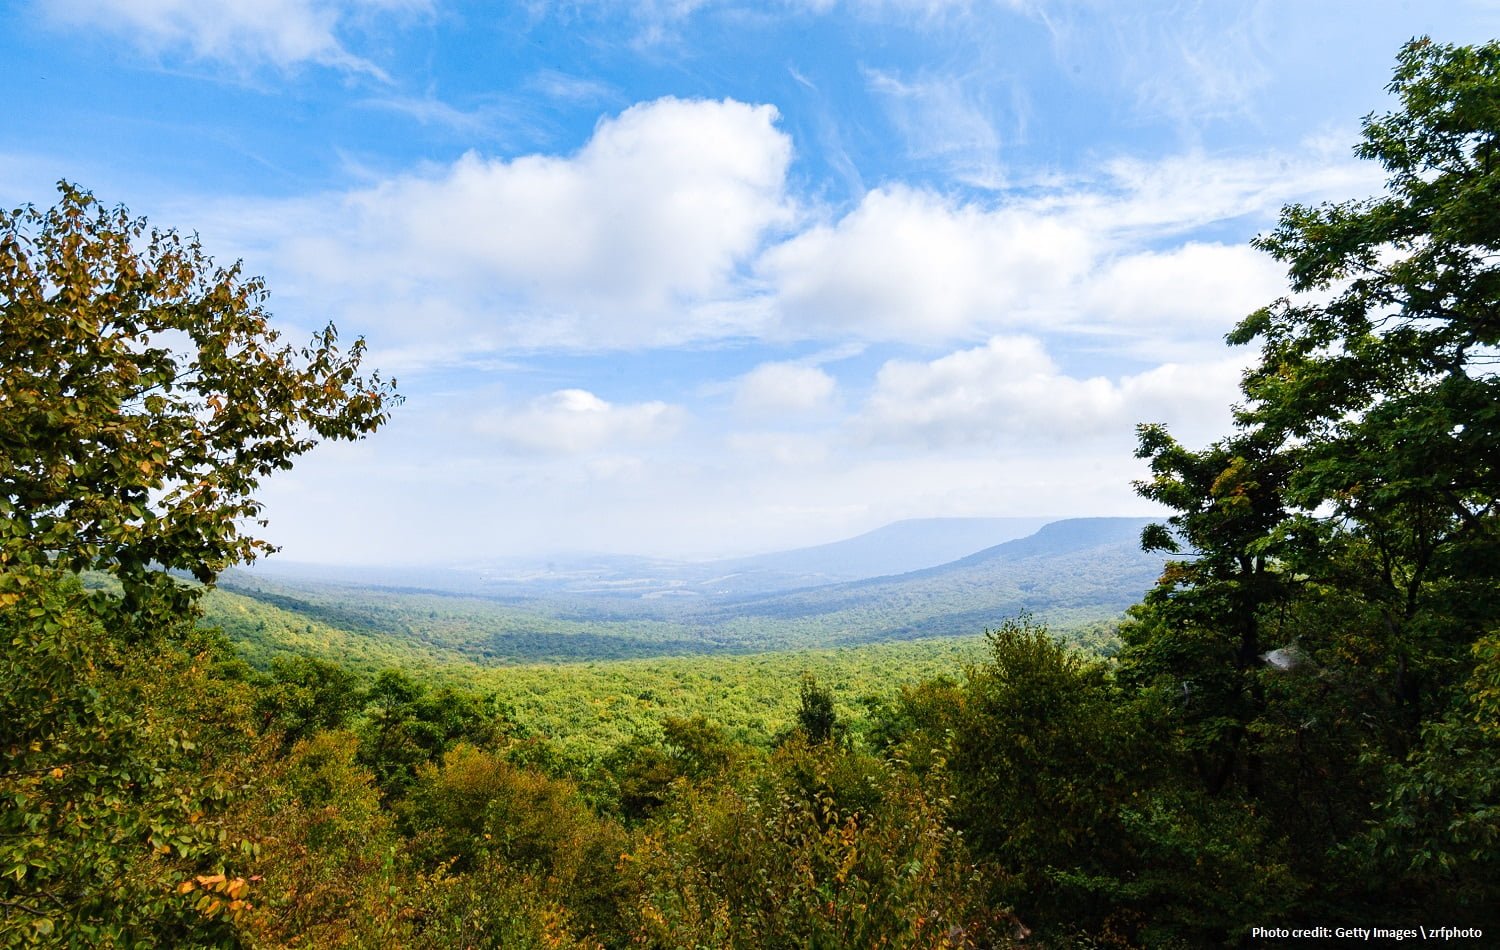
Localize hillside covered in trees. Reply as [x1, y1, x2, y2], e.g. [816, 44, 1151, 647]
[205, 515, 1158, 664]
[3, 37, 1499, 948]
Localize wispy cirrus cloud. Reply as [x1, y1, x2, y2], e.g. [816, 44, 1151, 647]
[525, 69, 617, 104]
[1020, 0, 1276, 126]
[42, 0, 427, 76]
[359, 95, 527, 138]
[865, 68, 1008, 188]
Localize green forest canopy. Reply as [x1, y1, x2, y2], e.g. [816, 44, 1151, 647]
[2, 37, 1498, 947]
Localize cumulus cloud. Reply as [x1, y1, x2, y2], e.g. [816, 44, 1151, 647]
[186, 105, 1374, 366]
[1079, 242, 1286, 332]
[240, 96, 793, 352]
[862, 336, 1113, 443]
[860, 335, 1244, 447]
[756, 147, 1375, 348]
[44, 0, 423, 74]
[349, 97, 789, 307]
[475, 389, 684, 456]
[760, 185, 1093, 340]
[1118, 359, 1250, 439]
[734, 362, 837, 414]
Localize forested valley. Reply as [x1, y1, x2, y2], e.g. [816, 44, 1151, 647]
[3, 38, 1499, 948]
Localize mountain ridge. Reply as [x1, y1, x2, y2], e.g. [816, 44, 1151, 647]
[213, 516, 1168, 662]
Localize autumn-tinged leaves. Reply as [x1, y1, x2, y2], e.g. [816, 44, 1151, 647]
[0, 184, 397, 605]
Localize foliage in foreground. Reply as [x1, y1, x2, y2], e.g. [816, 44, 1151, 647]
[6, 36, 1500, 947]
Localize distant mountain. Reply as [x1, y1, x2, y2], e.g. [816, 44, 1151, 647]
[214, 516, 1168, 662]
[712, 516, 1055, 583]
[240, 516, 1059, 599]
[901, 516, 1158, 573]
[691, 517, 1164, 642]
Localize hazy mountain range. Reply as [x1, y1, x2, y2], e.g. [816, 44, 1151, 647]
[238, 516, 1058, 598]
[216, 517, 1169, 661]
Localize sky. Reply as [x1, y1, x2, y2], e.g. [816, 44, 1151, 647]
[4, 1, 1499, 564]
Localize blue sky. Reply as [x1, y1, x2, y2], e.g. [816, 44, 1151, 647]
[5, 1, 1499, 563]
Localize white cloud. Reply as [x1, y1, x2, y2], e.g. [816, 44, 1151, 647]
[1079, 242, 1286, 332]
[553, 0, 994, 45]
[360, 95, 524, 138]
[174, 110, 1378, 366]
[790, 0, 1021, 19]
[353, 97, 789, 307]
[236, 96, 794, 351]
[724, 431, 832, 467]
[43, 0, 424, 74]
[1080, 151, 1379, 237]
[734, 362, 837, 414]
[526, 70, 615, 104]
[862, 336, 1113, 444]
[1118, 358, 1249, 439]
[757, 147, 1377, 348]
[860, 335, 1244, 447]
[474, 389, 685, 456]
[865, 68, 1006, 187]
[1016, 0, 1275, 125]
[760, 185, 1093, 340]
[178, 112, 1376, 371]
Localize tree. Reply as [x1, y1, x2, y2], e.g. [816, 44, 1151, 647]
[1, 183, 398, 942]
[795, 671, 839, 745]
[0, 571, 252, 945]
[356, 670, 507, 798]
[1125, 427, 1300, 796]
[1230, 36, 1500, 712]
[1362, 630, 1500, 924]
[623, 738, 1008, 949]
[0, 183, 397, 615]
[1126, 37, 1500, 921]
[256, 655, 367, 747]
[947, 616, 1161, 934]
